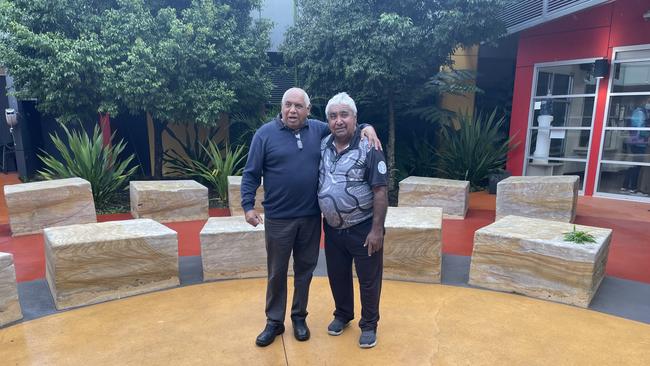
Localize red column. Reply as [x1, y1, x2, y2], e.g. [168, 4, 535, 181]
[99, 113, 111, 147]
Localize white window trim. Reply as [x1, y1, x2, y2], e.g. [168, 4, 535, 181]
[594, 44, 650, 203]
[523, 58, 602, 193]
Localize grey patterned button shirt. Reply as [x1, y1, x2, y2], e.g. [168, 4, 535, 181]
[318, 129, 388, 229]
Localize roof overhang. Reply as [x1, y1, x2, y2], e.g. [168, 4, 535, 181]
[502, 0, 611, 34]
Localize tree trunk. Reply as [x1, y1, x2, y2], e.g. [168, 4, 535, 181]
[149, 112, 167, 179]
[99, 113, 111, 147]
[387, 93, 396, 193]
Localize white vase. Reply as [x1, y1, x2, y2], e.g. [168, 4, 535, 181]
[533, 114, 553, 164]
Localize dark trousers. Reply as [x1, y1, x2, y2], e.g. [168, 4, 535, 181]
[324, 218, 383, 331]
[264, 215, 321, 325]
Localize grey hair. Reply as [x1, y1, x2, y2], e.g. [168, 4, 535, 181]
[325, 92, 357, 117]
[281, 87, 311, 108]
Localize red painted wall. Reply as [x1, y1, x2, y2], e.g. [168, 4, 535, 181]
[507, 0, 650, 195]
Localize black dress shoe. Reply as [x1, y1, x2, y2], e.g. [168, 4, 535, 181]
[255, 324, 285, 347]
[293, 319, 310, 341]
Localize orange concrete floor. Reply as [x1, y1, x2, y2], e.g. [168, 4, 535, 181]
[1, 278, 648, 366]
[1, 173, 650, 365]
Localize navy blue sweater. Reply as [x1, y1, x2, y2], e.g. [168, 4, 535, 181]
[241, 117, 329, 219]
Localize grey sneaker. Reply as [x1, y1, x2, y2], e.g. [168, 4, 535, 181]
[359, 330, 377, 348]
[327, 318, 350, 336]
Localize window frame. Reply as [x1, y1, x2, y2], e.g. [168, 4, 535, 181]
[523, 58, 602, 193]
[594, 44, 650, 202]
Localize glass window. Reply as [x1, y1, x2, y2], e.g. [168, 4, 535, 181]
[615, 49, 650, 61]
[531, 96, 595, 127]
[526, 62, 598, 192]
[597, 163, 650, 197]
[528, 130, 592, 159]
[601, 130, 650, 163]
[534, 64, 598, 96]
[606, 95, 650, 127]
[611, 61, 650, 93]
[597, 46, 650, 199]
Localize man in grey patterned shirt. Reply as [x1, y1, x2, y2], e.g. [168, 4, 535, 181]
[318, 92, 388, 348]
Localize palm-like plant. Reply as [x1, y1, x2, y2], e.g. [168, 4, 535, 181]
[187, 141, 247, 203]
[436, 109, 517, 190]
[38, 124, 139, 207]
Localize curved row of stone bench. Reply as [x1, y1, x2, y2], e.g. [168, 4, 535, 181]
[0, 174, 605, 328]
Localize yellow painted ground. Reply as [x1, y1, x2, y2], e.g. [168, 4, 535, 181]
[1, 278, 649, 365]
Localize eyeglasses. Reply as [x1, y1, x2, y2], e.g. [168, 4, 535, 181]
[329, 155, 341, 174]
[295, 133, 303, 150]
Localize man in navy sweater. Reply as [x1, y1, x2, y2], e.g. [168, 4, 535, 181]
[241, 87, 381, 347]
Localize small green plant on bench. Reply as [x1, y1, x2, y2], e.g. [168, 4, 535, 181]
[563, 225, 596, 244]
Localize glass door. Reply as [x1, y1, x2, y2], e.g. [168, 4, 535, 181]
[596, 46, 650, 200]
[524, 60, 600, 192]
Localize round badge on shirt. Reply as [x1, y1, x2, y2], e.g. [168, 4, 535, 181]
[377, 161, 387, 174]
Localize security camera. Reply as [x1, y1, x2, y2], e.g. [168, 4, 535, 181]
[5, 108, 18, 127]
[644, 10, 650, 21]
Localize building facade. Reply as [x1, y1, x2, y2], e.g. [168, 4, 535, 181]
[507, 0, 650, 202]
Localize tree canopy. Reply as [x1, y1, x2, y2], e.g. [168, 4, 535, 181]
[283, 0, 506, 190]
[0, 0, 271, 176]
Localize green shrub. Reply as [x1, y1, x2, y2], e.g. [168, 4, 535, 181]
[38, 124, 138, 207]
[186, 141, 247, 203]
[163, 124, 225, 178]
[563, 225, 596, 244]
[436, 109, 517, 190]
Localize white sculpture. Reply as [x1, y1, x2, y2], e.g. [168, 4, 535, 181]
[533, 99, 553, 164]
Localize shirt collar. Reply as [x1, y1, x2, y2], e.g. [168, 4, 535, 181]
[326, 126, 361, 153]
[276, 114, 310, 131]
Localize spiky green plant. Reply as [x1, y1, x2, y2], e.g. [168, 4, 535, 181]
[563, 225, 597, 244]
[186, 141, 247, 203]
[38, 124, 138, 207]
[163, 124, 225, 178]
[436, 109, 518, 190]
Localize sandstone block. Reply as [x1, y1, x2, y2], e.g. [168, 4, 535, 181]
[4, 177, 96, 236]
[130, 180, 208, 223]
[0, 252, 22, 327]
[384, 207, 443, 283]
[44, 219, 179, 310]
[468, 215, 612, 308]
[227, 176, 264, 216]
[496, 175, 579, 222]
[398, 176, 469, 219]
[201, 216, 268, 281]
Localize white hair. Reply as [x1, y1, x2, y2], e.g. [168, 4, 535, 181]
[325, 92, 357, 117]
[281, 87, 311, 108]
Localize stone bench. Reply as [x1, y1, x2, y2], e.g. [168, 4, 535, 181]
[44, 219, 179, 310]
[398, 176, 469, 219]
[468, 215, 612, 308]
[4, 177, 96, 236]
[227, 176, 264, 216]
[0, 252, 22, 327]
[130, 180, 208, 223]
[200, 216, 267, 281]
[496, 175, 579, 222]
[384, 207, 443, 283]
